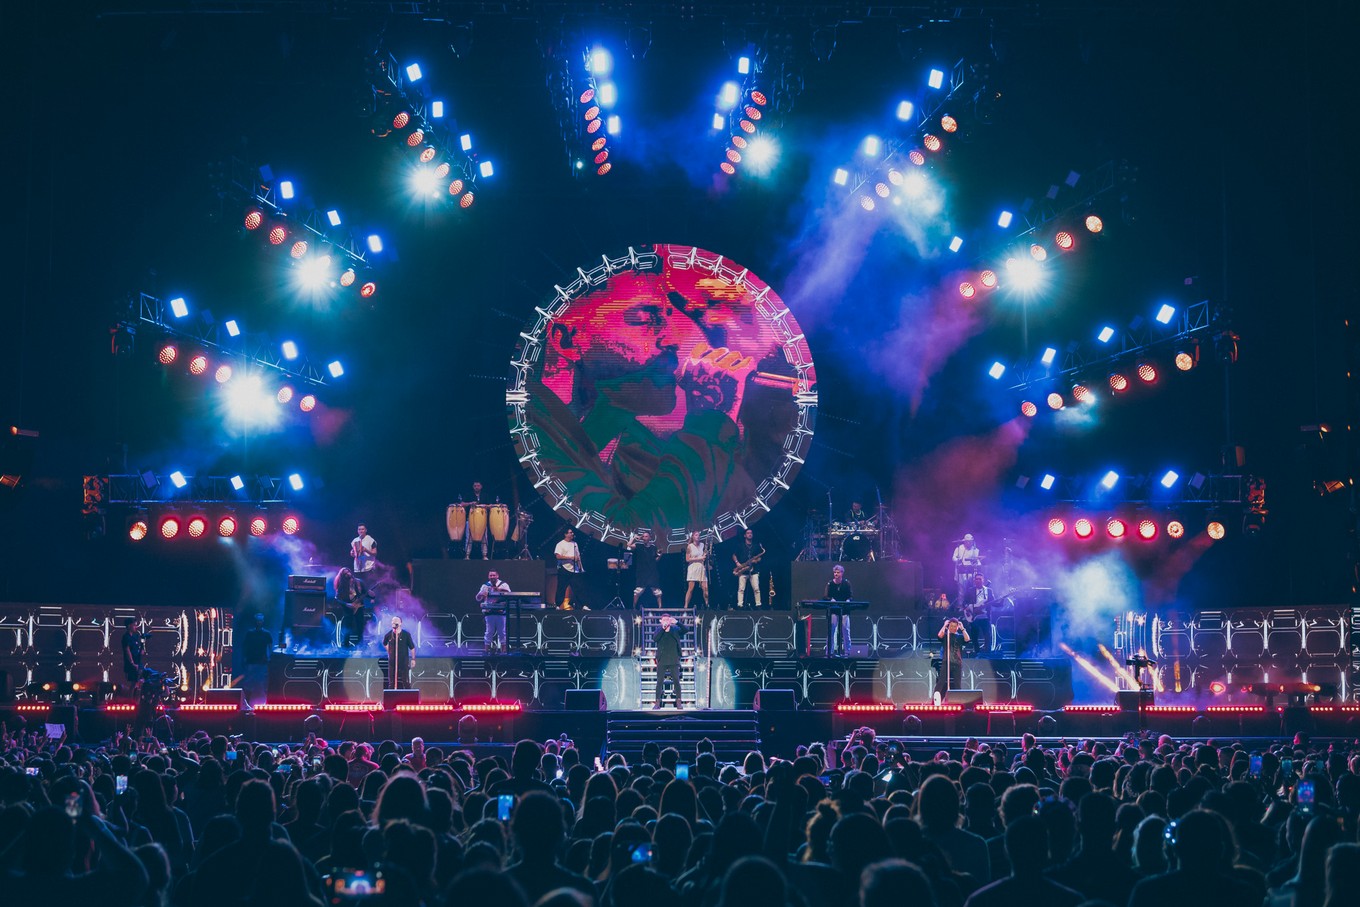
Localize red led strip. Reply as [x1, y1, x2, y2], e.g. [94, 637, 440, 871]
[395, 704, 457, 713]
[15, 704, 51, 712]
[900, 703, 964, 713]
[1205, 705, 1265, 714]
[104, 703, 138, 713]
[1062, 705, 1121, 713]
[835, 702, 896, 713]
[324, 702, 381, 712]
[253, 703, 313, 712]
[975, 703, 1034, 713]
[174, 704, 240, 712]
[457, 701, 523, 714]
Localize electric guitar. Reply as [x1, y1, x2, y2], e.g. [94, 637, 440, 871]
[732, 546, 766, 576]
[961, 588, 991, 623]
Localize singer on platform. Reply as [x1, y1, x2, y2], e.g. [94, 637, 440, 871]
[382, 616, 415, 689]
[935, 616, 971, 705]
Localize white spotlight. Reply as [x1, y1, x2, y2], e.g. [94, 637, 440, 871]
[597, 82, 617, 107]
[928, 68, 945, 89]
[744, 136, 779, 175]
[719, 81, 739, 108]
[896, 100, 914, 121]
[410, 167, 441, 197]
[832, 168, 849, 186]
[862, 135, 881, 156]
[590, 47, 613, 75]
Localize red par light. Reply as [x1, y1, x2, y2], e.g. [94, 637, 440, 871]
[1209, 681, 1227, 695]
[1137, 362, 1158, 383]
[1107, 518, 1127, 539]
[405, 129, 424, 147]
[129, 520, 148, 541]
[583, 106, 599, 122]
[860, 196, 875, 211]
[731, 135, 748, 149]
[433, 162, 450, 179]
[719, 162, 736, 175]
[907, 150, 925, 166]
[1029, 244, 1048, 261]
[750, 90, 768, 106]
[1055, 231, 1074, 250]
[1074, 518, 1094, 539]
[187, 516, 207, 539]
[726, 148, 742, 163]
[1207, 520, 1226, 540]
[249, 517, 267, 536]
[418, 146, 437, 163]
[591, 136, 607, 151]
[218, 516, 237, 537]
[268, 226, 287, 245]
[739, 119, 756, 134]
[596, 163, 611, 176]
[941, 115, 958, 132]
[1020, 401, 1037, 418]
[958, 282, 975, 299]
[578, 88, 594, 104]
[392, 111, 410, 129]
[459, 191, 475, 208]
[448, 178, 465, 196]
[290, 240, 308, 259]
[1109, 373, 1129, 392]
[243, 209, 263, 231]
[1047, 392, 1064, 410]
[594, 150, 609, 165]
[160, 516, 180, 539]
[339, 268, 356, 287]
[214, 364, 233, 384]
[282, 516, 300, 535]
[1072, 384, 1093, 403]
[586, 118, 602, 134]
[1167, 520, 1186, 539]
[979, 270, 997, 288]
[277, 386, 294, 404]
[923, 134, 941, 152]
[1138, 519, 1158, 540]
[158, 344, 178, 365]
[188, 355, 208, 376]
[875, 182, 890, 198]
[360, 282, 377, 298]
[1048, 518, 1067, 537]
[1085, 214, 1104, 233]
[1175, 351, 1196, 371]
[744, 106, 762, 120]
[299, 395, 317, 412]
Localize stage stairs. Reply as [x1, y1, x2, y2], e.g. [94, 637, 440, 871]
[605, 710, 762, 762]
[637, 609, 700, 708]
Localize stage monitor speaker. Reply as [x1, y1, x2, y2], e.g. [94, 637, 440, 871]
[205, 688, 245, 707]
[286, 589, 326, 628]
[565, 689, 607, 711]
[383, 689, 420, 709]
[1115, 691, 1154, 711]
[944, 689, 985, 707]
[754, 689, 796, 711]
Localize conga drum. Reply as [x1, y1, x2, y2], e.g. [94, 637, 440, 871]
[446, 504, 467, 542]
[488, 504, 511, 542]
[467, 505, 488, 543]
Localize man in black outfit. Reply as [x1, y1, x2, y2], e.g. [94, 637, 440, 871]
[826, 564, 853, 657]
[654, 614, 683, 709]
[239, 613, 272, 709]
[121, 617, 147, 684]
[630, 529, 663, 608]
[381, 616, 416, 689]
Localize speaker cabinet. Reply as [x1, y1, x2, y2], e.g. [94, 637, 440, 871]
[944, 689, 985, 707]
[565, 689, 607, 710]
[1115, 690, 1154, 711]
[205, 688, 245, 707]
[285, 590, 326, 628]
[383, 689, 420, 710]
[754, 689, 796, 711]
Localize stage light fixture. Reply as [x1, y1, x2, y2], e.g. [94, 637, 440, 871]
[169, 471, 187, 489]
[738, 55, 750, 74]
[460, 133, 473, 152]
[923, 134, 941, 152]
[277, 386, 294, 404]
[949, 236, 963, 253]
[1207, 520, 1226, 540]
[158, 343, 178, 365]
[1107, 518, 1127, 539]
[896, 100, 914, 120]
[287, 473, 303, 491]
[1029, 243, 1047, 261]
[988, 361, 1005, 379]
[1175, 342, 1199, 371]
[230, 474, 245, 491]
[160, 515, 181, 539]
[1155, 303, 1176, 324]
[832, 168, 848, 186]
[268, 225, 287, 245]
[1160, 470, 1180, 488]
[1040, 474, 1056, 490]
[1072, 383, 1093, 403]
[980, 270, 998, 289]
[862, 135, 881, 156]
[129, 518, 148, 541]
[218, 515, 237, 537]
[957, 282, 974, 299]
[281, 341, 298, 360]
[745, 136, 778, 174]
[860, 196, 875, 211]
[907, 150, 925, 166]
[480, 159, 496, 177]
[928, 68, 944, 89]
[1166, 520, 1186, 539]
[590, 47, 613, 76]
[459, 190, 476, 207]
[720, 162, 736, 175]
[299, 395, 317, 412]
[249, 516, 267, 536]
[1100, 470, 1120, 490]
[405, 62, 422, 82]
[188, 354, 208, 375]
[279, 180, 295, 200]
[410, 167, 440, 197]
[417, 145, 437, 163]
[941, 114, 958, 132]
[901, 171, 927, 197]
[1020, 401, 1037, 417]
[1006, 257, 1041, 290]
[1138, 519, 1158, 540]
[225, 319, 241, 337]
[1048, 518, 1066, 537]
[1085, 214, 1104, 233]
[282, 515, 300, 535]
[1055, 231, 1074, 250]
[720, 81, 740, 108]
[447, 177, 465, 196]
[1137, 362, 1158, 383]
[360, 280, 379, 296]
[433, 161, 451, 179]
[744, 105, 762, 121]
[405, 129, 424, 147]
[169, 297, 188, 318]
[392, 110, 411, 129]
[244, 209, 263, 230]
[997, 210, 1013, 228]
[597, 82, 617, 107]
[430, 101, 445, 119]
[366, 234, 383, 254]
[1074, 518, 1094, 539]
[1097, 326, 1115, 343]
[290, 240, 308, 259]
[327, 361, 344, 378]
[1047, 392, 1064, 410]
[712, 112, 725, 130]
[187, 516, 207, 538]
[595, 150, 610, 165]
[214, 364, 233, 383]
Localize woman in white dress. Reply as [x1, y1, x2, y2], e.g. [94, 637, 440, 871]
[683, 530, 710, 609]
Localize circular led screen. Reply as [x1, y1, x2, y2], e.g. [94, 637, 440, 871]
[508, 244, 817, 545]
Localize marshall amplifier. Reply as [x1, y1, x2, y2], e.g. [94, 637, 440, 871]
[288, 575, 329, 591]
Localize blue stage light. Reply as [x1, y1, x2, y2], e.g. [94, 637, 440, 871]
[745, 136, 779, 174]
[720, 81, 739, 108]
[430, 100, 445, 118]
[862, 135, 881, 156]
[279, 180, 295, 200]
[988, 361, 1006, 380]
[997, 210, 1013, 228]
[1160, 470, 1180, 489]
[1100, 470, 1120, 490]
[1097, 326, 1115, 343]
[460, 133, 473, 151]
[738, 56, 751, 75]
[1041, 347, 1057, 366]
[327, 360, 344, 378]
[230, 475, 245, 492]
[288, 473, 304, 491]
[948, 236, 963, 253]
[367, 234, 383, 254]
[405, 63, 423, 82]
[590, 47, 613, 76]
[598, 82, 617, 107]
[169, 297, 188, 318]
[410, 168, 441, 197]
[606, 115, 620, 135]
[281, 341, 298, 360]
[1155, 303, 1176, 324]
[225, 319, 241, 337]
[896, 100, 914, 120]
[170, 471, 187, 489]
[326, 209, 341, 226]
[1005, 257, 1041, 291]
[928, 68, 945, 89]
[712, 112, 725, 130]
[832, 168, 849, 186]
[1040, 474, 1056, 491]
[479, 160, 495, 178]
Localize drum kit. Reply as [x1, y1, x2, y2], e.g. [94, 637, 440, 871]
[446, 502, 533, 557]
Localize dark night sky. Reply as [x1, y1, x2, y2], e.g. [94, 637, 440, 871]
[2, 2, 1355, 612]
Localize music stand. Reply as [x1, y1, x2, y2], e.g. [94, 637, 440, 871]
[1126, 653, 1157, 733]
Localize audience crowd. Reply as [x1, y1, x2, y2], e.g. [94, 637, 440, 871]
[2, 718, 1358, 907]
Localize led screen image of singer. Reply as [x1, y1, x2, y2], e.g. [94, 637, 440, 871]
[509, 246, 817, 543]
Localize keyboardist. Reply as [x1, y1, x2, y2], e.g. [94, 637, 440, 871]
[476, 570, 512, 654]
[827, 564, 853, 657]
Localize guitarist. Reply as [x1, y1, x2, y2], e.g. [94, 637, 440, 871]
[963, 572, 994, 655]
[731, 528, 766, 609]
[334, 567, 368, 648]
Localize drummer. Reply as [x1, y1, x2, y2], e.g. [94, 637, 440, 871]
[465, 481, 489, 559]
[845, 500, 872, 525]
